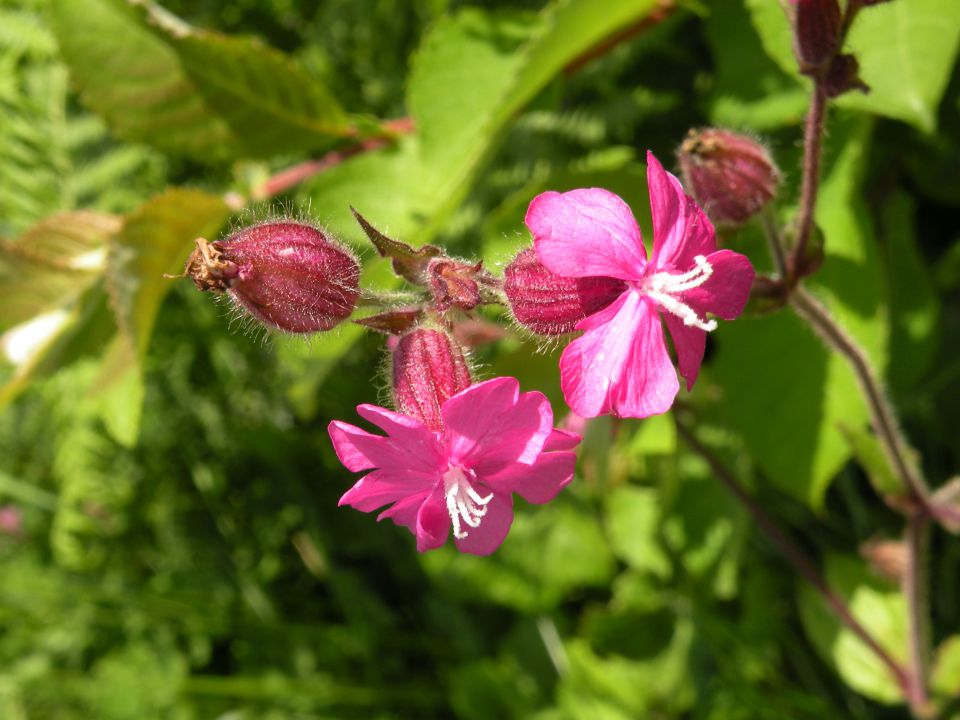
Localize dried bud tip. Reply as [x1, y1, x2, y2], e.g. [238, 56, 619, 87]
[199, 220, 360, 334]
[429, 258, 490, 312]
[504, 248, 625, 336]
[392, 327, 472, 432]
[678, 128, 780, 226]
[791, 0, 842, 74]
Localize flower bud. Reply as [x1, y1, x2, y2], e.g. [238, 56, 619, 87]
[428, 258, 484, 312]
[392, 327, 472, 432]
[503, 248, 625, 336]
[678, 128, 780, 226]
[183, 221, 360, 333]
[823, 54, 869, 98]
[791, 0, 842, 74]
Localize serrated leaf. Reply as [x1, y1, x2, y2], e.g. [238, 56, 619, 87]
[746, 0, 960, 132]
[51, 0, 358, 159]
[0, 211, 120, 332]
[798, 554, 907, 704]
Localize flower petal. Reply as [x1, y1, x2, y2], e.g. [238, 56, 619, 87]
[646, 151, 716, 270]
[339, 470, 434, 513]
[526, 188, 647, 281]
[682, 249, 755, 320]
[415, 485, 450, 552]
[543, 428, 581, 452]
[328, 417, 442, 477]
[454, 492, 514, 556]
[663, 314, 706, 390]
[610, 298, 680, 418]
[377, 493, 426, 533]
[328, 420, 379, 472]
[442, 377, 553, 476]
[481, 450, 576, 504]
[356, 404, 445, 470]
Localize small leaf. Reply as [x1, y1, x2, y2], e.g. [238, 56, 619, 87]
[931, 635, 960, 701]
[354, 307, 423, 335]
[798, 554, 907, 704]
[350, 207, 441, 284]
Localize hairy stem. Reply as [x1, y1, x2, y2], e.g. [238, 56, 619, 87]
[761, 206, 788, 279]
[789, 286, 928, 505]
[789, 82, 828, 280]
[904, 511, 931, 715]
[675, 420, 913, 695]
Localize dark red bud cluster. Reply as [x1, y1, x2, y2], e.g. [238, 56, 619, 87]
[182, 221, 360, 333]
[677, 128, 780, 227]
[503, 248, 625, 336]
[392, 327, 472, 432]
[428, 258, 484, 312]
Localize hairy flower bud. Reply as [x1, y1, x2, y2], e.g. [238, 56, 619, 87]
[183, 221, 360, 333]
[392, 327, 472, 432]
[428, 258, 484, 312]
[678, 128, 781, 226]
[504, 248, 625, 335]
[791, 0, 842, 74]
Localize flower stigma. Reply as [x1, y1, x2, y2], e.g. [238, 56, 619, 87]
[443, 465, 493, 540]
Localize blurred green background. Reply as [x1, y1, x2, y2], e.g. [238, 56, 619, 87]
[2, 0, 960, 717]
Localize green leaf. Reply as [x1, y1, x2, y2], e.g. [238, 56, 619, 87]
[838, 423, 903, 498]
[746, 0, 960, 132]
[51, 0, 356, 159]
[407, 0, 663, 238]
[798, 554, 907, 704]
[712, 118, 883, 509]
[605, 486, 670, 578]
[931, 635, 960, 702]
[0, 211, 120, 332]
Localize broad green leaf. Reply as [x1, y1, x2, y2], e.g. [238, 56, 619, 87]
[51, 0, 357, 159]
[0, 211, 119, 332]
[407, 0, 663, 239]
[798, 554, 907, 704]
[712, 118, 882, 508]
[746, 0, 960, 132]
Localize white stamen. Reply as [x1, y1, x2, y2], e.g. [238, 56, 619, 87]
[443, 465, 493, 540]
[643, 254, 718, 332]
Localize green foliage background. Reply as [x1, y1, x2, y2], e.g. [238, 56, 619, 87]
[2, 0, 960, 717]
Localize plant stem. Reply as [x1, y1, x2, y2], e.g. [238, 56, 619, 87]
[761, 206, 788, 279]
[789, 81, 828, 280]
[904, 511, 931, 715]
[675, 420, 913, 696]
[789, 286, 928, 506]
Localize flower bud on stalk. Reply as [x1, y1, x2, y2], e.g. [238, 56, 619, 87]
[678, 128, 781, 226]
[181, 221, 360, 333]
[392, 327, 472, 432]
[504, 248, 625, 336]
[791, 0, 842, 74]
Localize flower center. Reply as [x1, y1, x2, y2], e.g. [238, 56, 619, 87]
[443, 465, 493, 540]
[641, 254, 718, 332]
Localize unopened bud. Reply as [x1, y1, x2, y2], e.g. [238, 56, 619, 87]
[860, 539, 907, 583]
[182, 221, 360, 333]
[428, 258, 484, 312]
[791, 0, 842, 74]
[392, 327, 472, 432]
[678, 129, 780, 226]
[504, 248, 625, 336]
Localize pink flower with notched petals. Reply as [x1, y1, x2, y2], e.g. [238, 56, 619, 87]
[525, 151, 755, 419]
[328, 377, 579, 555]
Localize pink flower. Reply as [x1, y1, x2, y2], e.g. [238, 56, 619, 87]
[328, 377, 579, 555]
[525, 151, 755, 418]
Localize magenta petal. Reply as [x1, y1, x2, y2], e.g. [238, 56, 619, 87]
[328, 421, 379, 472]
[610, 297, 680, 418]
[481, 451, 576, 504]
[339, 470, 435, 513]
[558, 291, 642, 417]
[356, 404, 444, 467]
[526, 189, 647, 281]
[442, 378, 553, 475]
[454, 492, 514, 556]
[415, 486, 450, 552]
[543, 428, 581, 452]
[646, 151, 716, 270]
[377, 493, 426, 533]
[663, 314, 706, 390]
[683, 249, 755, 320]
